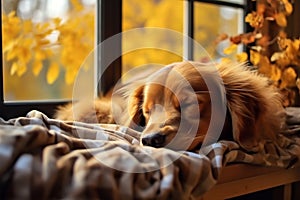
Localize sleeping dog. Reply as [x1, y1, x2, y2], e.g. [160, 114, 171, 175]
[55, 61, 285, 151]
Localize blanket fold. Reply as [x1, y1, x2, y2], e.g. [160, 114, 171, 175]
[0, 109, 300, 199]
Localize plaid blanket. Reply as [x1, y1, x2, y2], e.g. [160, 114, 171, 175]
[0, 109, 299, 200]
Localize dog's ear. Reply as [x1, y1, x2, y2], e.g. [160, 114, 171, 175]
[126, 85, 145, 130]
[227, 96, 262, 151]
[221, 63, 284, 152]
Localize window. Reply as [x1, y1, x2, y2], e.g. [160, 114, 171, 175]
[122, 0, 249, 75]
[2, 0, 97, 102]
[1, 0, 247, 119]
[0, 0, 108, 119]
[193, 1, 245, 61]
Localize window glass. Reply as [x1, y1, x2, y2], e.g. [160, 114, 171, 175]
[194, 2, 244, 61]
[2, 0, 97, 101]
[122, 0, 244, 76]
[122, 0, 184, 76]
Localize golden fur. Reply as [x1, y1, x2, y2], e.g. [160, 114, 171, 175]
[55, 61, 285, 151]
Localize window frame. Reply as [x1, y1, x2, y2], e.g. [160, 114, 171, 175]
[184, 0, 253, 60]
[0, 0, 122, 120]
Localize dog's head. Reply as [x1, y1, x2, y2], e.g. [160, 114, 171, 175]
[124, 62, 228, 151]
[123, 61, 284, 152]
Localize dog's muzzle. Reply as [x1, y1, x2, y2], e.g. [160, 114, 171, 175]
[142, 133, 166, 148]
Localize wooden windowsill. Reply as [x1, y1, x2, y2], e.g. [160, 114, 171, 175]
[202, 164, 300, 200]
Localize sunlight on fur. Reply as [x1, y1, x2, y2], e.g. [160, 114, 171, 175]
[55, 61, 285, 152]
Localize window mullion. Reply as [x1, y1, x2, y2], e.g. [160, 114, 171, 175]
[183, 0, 194, 61]
[98, 0, 122, 97]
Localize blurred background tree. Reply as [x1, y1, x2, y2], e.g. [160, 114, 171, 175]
[122, 0, 241, 73]
[2, 0, 95, 100]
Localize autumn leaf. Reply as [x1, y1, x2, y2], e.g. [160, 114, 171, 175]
[270, 65, 281, 82]
[35, 50, 46, 60]
[10, 62, 18, 76]
[3, 40, 16, 53]
[250, 50, 261, 65]
[47, 62, 60, 84]
[230, 34, 242, 44]
[70, 0, 84, 11]
[271, 52, 283, 62]
[6, 47, 18, 61]
[296, 78, 300, 92]
[65, 68, 77, 85]
[284, 0, 293, 15]
[53, 18, 62, 26]
[23, 20, 33, 33]
[275, 13, 287, 27]
[236, 52, 248, 62]
[32, 60, 43, 76]
[11, 61, 27, 77]
[220, 57, 232, 64]
[17, 63, 27, 77]
[230, 32, 256, 45]
[281, 67, 297, 88]
[278, 38, 290, 50]
[214, 33, 228, 44]
[241, 32, 256, 44]
[257, 55, 271, 76]
[223, 43, 237, 55]
[251, 46, 262, 52]
[293, 39, 300, 50]
[245, 12, 264, 28]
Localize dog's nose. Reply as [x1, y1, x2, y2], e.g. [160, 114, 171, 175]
[142, 133, 166, 148]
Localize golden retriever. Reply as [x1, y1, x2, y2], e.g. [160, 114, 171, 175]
[55, 61, 285, 152]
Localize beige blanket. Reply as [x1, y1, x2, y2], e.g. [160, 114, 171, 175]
[0, 109, 299, 199]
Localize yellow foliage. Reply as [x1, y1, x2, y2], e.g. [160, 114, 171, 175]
[47, 62, 60, 85]
[223, 43, 237, 55]
[270, 65, 282, 82]
[222, 0, 298, 105]
[10, 61, 27, 77]
[236, 52, 248, 63]
[2, 0, 95, 85]
[220, 57, 233, 64]
[122, 0, 184, 72]
[32, 60, 43, 76]
[283, 0, 293, 15]
[281, 67, 297, 88]
[70, 0, 84, 11]
[275, 12, 287, 27]
[10, 62, 18, 76]
[250, 50, 261, 65]
[245, 12, 263, 28]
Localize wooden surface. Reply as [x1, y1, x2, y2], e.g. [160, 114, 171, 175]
[202, 164, 300, 200]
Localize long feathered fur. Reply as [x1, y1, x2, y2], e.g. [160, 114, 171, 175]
[216, 62, 285, 151]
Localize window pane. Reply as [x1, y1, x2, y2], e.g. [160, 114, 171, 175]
[122, 0, 184, 76]
[2, 0, 97, 101]
[194, 2, 244, 61]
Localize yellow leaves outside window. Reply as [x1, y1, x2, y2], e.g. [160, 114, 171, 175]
[223, 44, 237, 55]
[235, 52, 248, 63]
[2, 0, 95, 85]
[47, 62, 60, 85]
